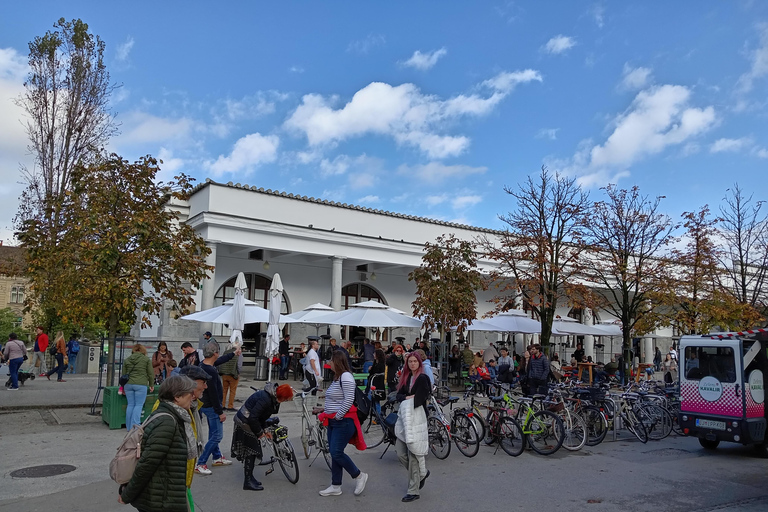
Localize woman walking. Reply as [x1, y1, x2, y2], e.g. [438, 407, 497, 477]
[2, 333, 26, 391]
[394, 351, 431, 503]
[124, 344, 155, 431]
[231, 383, 295, 491]
[316, 350, 368, 497]
[44, 331, 68, 382]
[119, 375, 199, 512]
[152, 342, 174, 384]
[663, 353, 678, 385]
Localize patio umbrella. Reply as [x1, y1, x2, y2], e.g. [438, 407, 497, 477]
[264, 273, 284, 358]
[458, 319, 507, 331]
[484, 310, 542, 334]
[180, 299, 297, 325]
[228, 272, 247, 346]
[311, 301, 423, 328]
[552, 317, 609, 336]
[284, 303, 334, 337]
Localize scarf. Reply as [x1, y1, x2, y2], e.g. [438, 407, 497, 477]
[167, 402, 198, 461]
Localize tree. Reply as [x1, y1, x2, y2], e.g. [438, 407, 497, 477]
[482, 167, 592, 349]
[18, 154, 212, 384]
[409, 234, 483, 381]
[717, 184, 768, 317]
[15, 18, 118, 329]
[581, 185, 675, 374]
[0, 308, 24, 345]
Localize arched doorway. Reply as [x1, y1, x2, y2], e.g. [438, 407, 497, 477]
[213, 273, 290, 343]
[340, 282, 387, 345]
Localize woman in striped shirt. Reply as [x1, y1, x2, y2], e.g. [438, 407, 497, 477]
[318, 351, 368, 497]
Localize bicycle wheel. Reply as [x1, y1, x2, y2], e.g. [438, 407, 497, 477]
[276, 439, 300, 484]
[301, 416, 312, 459]
[317, 424, 333, 469]
[428, 416, 451, 459]
[452, 413, 480, 457]
[560, 411, 587, 451]
[499, 417, 525, 457]
[483, 411, 496, 445]
[362, 411, 386, 449]
[638, 404, 672, 441]
[581, 406, 608, 446]
[623, 410, 649, 443]
[525, 410, 565, 455]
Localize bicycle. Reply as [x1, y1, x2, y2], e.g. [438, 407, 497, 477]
[257, 417, 299, 484]
[483, 395, 524, 456]
[434, 389, 481, 458]
[426, 394, 451, 459]
[545, 388, 588, 451]
[361, 390, 399, 458]
[295, 388, 332, 469]
[502, 392, 565, 455]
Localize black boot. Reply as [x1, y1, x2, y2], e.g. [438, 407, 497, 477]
[243, 456, 263, 491]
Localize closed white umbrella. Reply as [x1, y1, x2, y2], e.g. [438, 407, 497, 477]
[229, 272, 248, 346]
[264, 273, 284, 358]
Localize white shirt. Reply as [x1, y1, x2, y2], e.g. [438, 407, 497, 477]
[304, 348, 321, 377]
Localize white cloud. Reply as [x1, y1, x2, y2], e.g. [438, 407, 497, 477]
[425, 194, 448, 206]
[116, 37, 134, 62]
[542, 35, 576, 55]
[401, 48, 447, 70]
[289, 66, 304, 73]
[317, 154, 383, 189]
[537, 128, 559, 140]
[284, 70, 541, 159]
[552, 85, 716, 188]
[453, 194, 482, 209]
[397, 162, 486, 183]
[205, 133, 279, 176]
[591, 4, 605, 28]
[117, 111, 196, 145]
[347, 34, 386, 54]
[710, 137, 753, 153]
[737, 23, 768, 94]
[754, 147, 768, 158]
[621, 64, 653, 90]
[222, 91, 286, 121]
[357, 195, 380, 204]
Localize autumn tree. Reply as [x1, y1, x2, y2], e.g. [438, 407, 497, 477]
[581, 185, 675, 373]
[18, 154, 212, 384]
[482, 167, 592, 348]
[717, 184, 768, 319]
[15, 18, 118, 329]
[409, 234, 484, 382]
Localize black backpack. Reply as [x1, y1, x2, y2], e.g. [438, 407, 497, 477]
[353, 386, 371, 423]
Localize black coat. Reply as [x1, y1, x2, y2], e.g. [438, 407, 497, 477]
[386, 353, 403, 391]
[236, 384, 280, 437]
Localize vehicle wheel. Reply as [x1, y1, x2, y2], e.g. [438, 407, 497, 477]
[453, 413, 480, 457]
[638, 404, 672, 441]
[301, 417, 312, 459]
[318, 425, 333, 469]
[623, 410, 649, 444]
[277, 439, 300, 484]
[582, 406, 608, 446]
[428, 416, 451, 459]
[560, 412, 587, 451]
[699, 438, 720, 450]
[499, 417, 525, 457]
[525, 410, 565, 455]
[362, 413, 385, 449]
[473, 413, 487, 443]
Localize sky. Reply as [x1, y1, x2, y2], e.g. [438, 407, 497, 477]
[1, 1, 767, 244]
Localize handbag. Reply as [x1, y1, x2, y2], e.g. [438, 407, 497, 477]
[119, 374, 130, 387]
[49, 344, 58, 355]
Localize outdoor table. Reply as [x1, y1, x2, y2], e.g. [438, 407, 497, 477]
[577, 362, 597, 384]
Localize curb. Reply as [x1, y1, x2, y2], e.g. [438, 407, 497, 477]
[0, 403, 99, 412]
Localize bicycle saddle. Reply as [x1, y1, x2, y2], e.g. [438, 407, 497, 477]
[265, 417, 280, 427]
[531, 394, 547, 400]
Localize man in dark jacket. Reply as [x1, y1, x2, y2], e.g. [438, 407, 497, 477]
[527, 344, 550, 396]
[278, 334, 291, 380]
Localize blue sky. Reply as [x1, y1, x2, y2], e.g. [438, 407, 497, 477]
[1, 1, 767, 243]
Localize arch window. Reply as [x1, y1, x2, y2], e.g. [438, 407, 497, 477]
[212, 273, 289, 339]
[341, 283, 384, 309]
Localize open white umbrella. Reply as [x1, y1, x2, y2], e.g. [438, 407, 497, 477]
[180, 299, 297, 325]
[311, 301, 423, 328]
[457, 319, 507, 332]
[228, 272, 248, 346]
[552, 317, 609, 336]
[264, 273, 284, 358]
[484, 310, 543, 334]
[284, 303, 334, 336]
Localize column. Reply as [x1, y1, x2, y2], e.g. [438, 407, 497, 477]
[643, 337, 654, 364]
[583, 308, 595, 361]
[200, 241, 219, 347]
[329, 256, 345, 340]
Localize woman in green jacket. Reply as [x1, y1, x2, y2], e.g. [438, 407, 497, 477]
[120, 375, 198, 512]
[124, 344, 155, 431]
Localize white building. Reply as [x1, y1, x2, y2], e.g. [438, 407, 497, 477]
[133, 179, 674, 364]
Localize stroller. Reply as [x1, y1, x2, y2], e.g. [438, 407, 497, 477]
[5, 367, 36, 387]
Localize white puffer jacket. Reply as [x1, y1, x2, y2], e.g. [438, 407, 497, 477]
[395, 397, 428, 456]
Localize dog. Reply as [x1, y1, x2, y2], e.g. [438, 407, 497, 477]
[5, 368, 36, 388]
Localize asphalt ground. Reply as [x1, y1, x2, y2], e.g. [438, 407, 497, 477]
[1, 374, 767, 512]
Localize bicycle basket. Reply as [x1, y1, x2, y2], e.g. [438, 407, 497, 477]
[274, 425, 289, 442]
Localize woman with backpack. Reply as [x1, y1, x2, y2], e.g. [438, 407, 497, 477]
[316, 350, 368, 497]
[66, 335, 80, 374]
[119, 375, 198, 512]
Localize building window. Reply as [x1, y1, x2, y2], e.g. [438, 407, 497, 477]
[10, 286, 24, 304]
[341, 283, 384, 309]
[212, 273, 289, 339]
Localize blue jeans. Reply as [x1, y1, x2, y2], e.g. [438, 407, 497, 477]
[67, 352, 77, 373]
[49, 353, 65, 380]
[125, 384, 148, 431]
[280, 355, 290, 379]
[199, 407, 223, 465]
[8, 357, 23, 389]
[327, 417, 361, 485]
[362, 361, 373, 373]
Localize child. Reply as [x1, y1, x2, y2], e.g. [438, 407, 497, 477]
[487, 359, 498, 380]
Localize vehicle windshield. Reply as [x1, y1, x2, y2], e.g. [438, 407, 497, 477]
[683, 346, 736, 383]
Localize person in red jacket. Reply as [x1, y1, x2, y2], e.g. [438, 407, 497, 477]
[33, 326, 49, 376]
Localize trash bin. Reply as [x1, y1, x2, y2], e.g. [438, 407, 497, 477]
[254, 356, 269, 381]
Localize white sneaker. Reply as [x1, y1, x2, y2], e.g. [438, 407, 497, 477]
[354, 472, 368, 496]
[194, 464, 212, 475]
[319, 485, 342, 496]
[212, 457, 233, 466]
